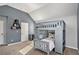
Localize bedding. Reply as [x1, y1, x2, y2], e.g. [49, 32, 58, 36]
[41, 38, 55, 51]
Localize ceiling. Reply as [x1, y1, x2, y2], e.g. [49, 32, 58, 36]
[0, 3, 48, 13]
[0, 3, 78, 21]
[30, 3, 78, 21]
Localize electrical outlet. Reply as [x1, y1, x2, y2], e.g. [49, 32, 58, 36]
[11, 40, 14, 42]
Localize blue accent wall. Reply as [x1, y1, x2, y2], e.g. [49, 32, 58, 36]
[0, 5, 35, 44]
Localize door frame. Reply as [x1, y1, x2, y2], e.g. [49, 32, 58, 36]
[0, 15, 7, 44]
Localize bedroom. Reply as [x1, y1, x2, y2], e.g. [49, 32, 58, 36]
[0, 3, 78, 55]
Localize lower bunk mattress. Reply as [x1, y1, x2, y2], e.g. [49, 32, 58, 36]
[34, 38, 55, 53]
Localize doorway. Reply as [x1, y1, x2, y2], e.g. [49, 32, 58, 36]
[0, 16, 6, 45]
[21, 22, 29, 42]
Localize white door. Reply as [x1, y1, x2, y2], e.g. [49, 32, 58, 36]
[21, 22, 28, 42]
[0, 16, 6, 45]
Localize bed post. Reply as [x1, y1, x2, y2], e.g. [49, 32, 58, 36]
[47, 52, 50, 55]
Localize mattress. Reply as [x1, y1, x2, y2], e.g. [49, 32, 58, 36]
[41, 38, 55, 51]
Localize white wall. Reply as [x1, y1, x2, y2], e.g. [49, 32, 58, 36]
[64, 16, 77, 49]
[30, 3, 78, 50]
[36, 15, 77, 50]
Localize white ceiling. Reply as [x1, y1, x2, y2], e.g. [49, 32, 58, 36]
[0, 3, 78, 21]
[30, 3, 78, 21]
[0, 3, 48, 13]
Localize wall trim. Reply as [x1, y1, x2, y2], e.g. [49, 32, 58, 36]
[65, 45, 78, 50]
[8, 41, 23, 46]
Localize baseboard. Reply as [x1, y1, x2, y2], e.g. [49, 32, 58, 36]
[0, 44, 8, 46]
[8, 41, 22, 46]
[65, 45, 78, 50]
[8, 41, 29, 46]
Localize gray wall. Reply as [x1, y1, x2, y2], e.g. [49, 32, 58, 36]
[0, 5, 35, 44]
[36, 15, 77, 49]
[77, 4, 79, 49]
[33, 3, 78, 49]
